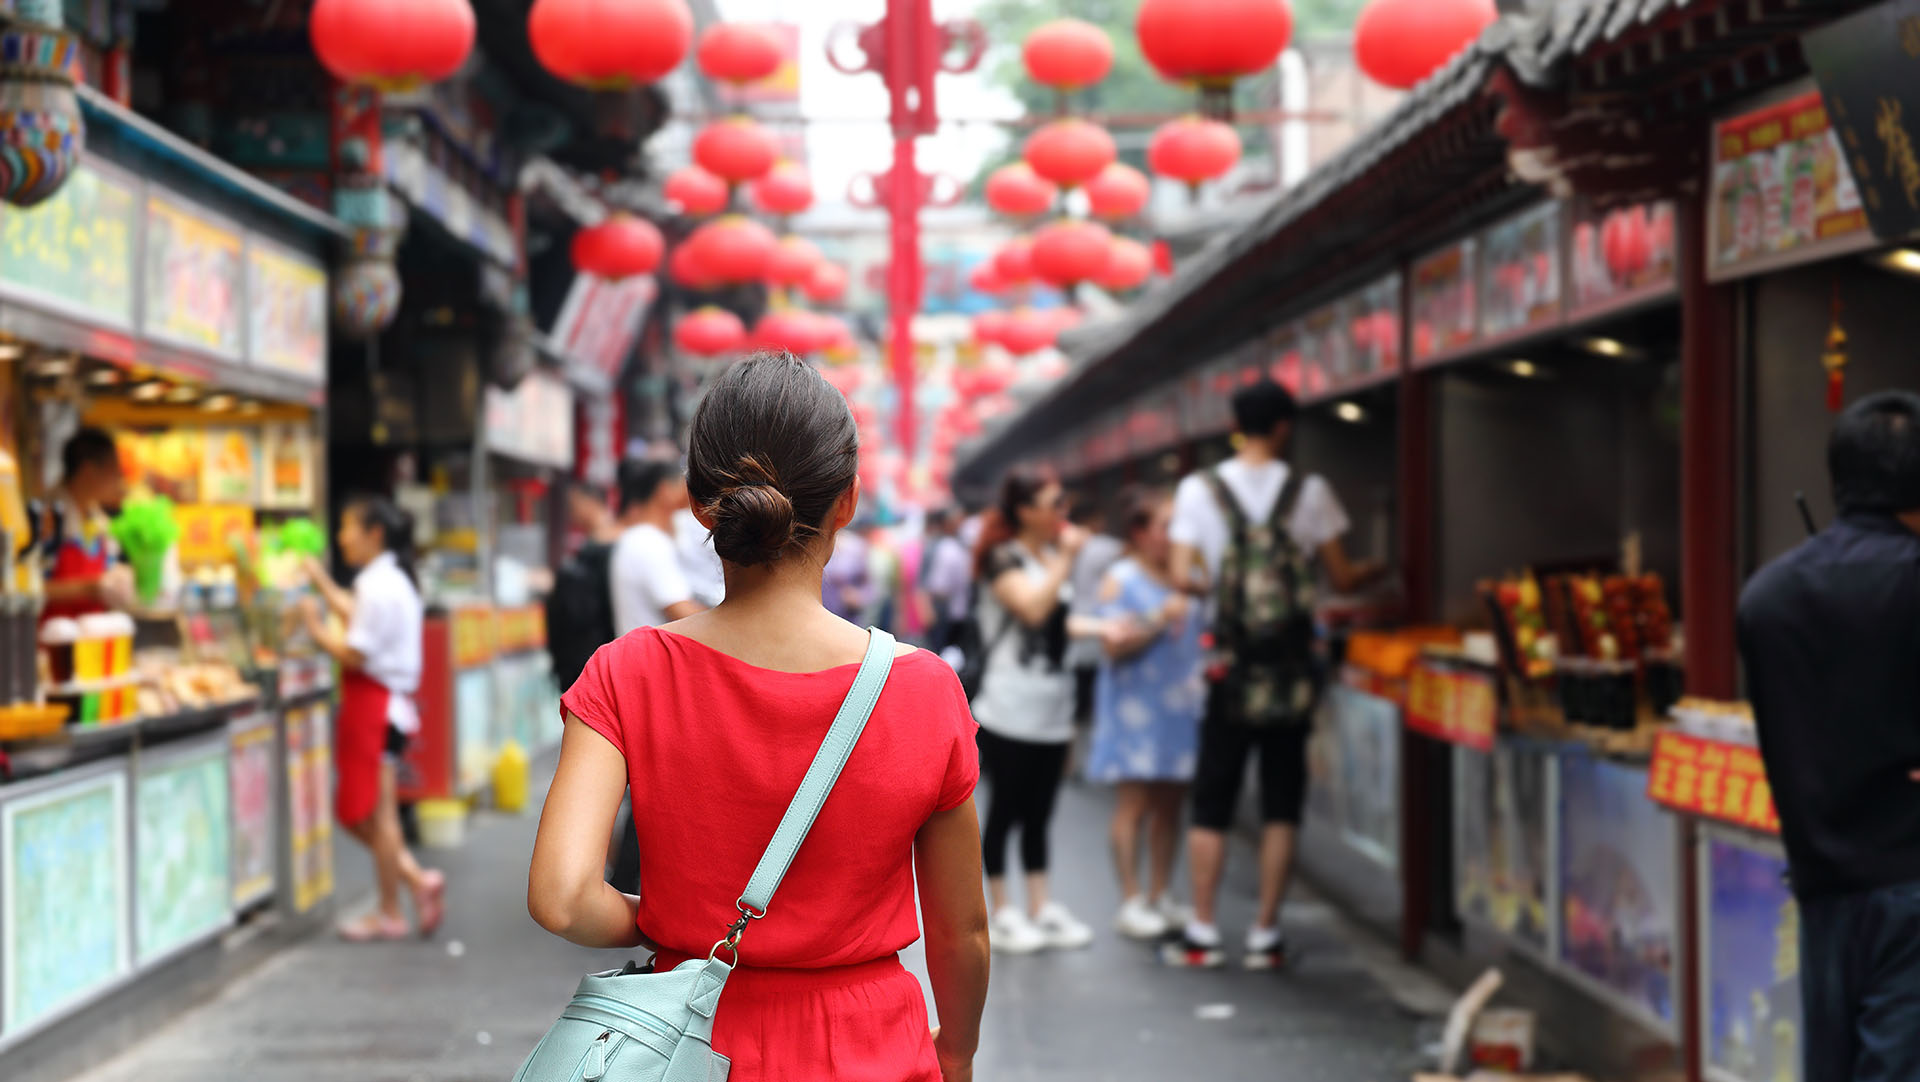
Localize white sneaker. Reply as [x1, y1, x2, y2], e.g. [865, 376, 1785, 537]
[1116, 896, 1171, 941]
[990, 906, 1048, 955]
[1033, 902, 1096, 950]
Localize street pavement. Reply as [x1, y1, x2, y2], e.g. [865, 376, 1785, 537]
[69, 760, 1431, 1082]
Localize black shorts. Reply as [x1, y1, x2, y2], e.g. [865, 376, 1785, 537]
[384, 723, 410, 760]
[1073, 665, 1098, 728]
[1191, 687, 1310, 831]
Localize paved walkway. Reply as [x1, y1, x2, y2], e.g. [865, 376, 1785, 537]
[70, 763, 1432, 1082]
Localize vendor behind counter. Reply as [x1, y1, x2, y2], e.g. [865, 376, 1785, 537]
[41, 427, 132, 623]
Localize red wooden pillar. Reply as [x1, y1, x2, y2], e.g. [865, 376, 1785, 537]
[1396, 271, 1438, 962]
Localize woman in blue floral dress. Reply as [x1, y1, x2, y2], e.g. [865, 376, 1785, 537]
[1083, 490, 1205, 940]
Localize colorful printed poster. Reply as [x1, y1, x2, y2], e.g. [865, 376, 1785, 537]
[1708, 86, 1871, 281]
[1479, 202, 1562, 340]
[1298, 302, 1350, 395]
[1560, 752, 1678, 1027]
[1341, 273, 1402, 387]
[230, 716, 277, 907]
[1455, 745, 1554, 953]
[1569, 201, 1678, 316]
[260, 423, 316, 510]
[119, 429, 203, 504]
[1411, 239, 1478, 366]
[1328, 686, 1400, 869]
[286, 706, 334, 913]
[0, 161, 139, 328]
[134, 744, 231, 962]
[143, 194, 245, 358]
[2, 770, 129, 1033]
[245, 241, 328, 383]
[455, 669, 495, 795]
[1705, 837, 1802, 1082]
[199, 427, 260, 505]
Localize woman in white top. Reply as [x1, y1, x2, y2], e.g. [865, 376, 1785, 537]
[970, 467, 1095, 954]
[302, 495, 443, 941]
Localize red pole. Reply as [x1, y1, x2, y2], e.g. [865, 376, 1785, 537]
[889, 134, 922, 457]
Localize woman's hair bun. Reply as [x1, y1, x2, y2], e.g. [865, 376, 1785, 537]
[709, 480, 798, 567]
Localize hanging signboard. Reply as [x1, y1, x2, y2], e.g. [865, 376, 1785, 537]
[245, 239, 328, 384]
[1702, 834, 1803, 1082]
[1568, 200, 1679, 320]
[484, 372, 576, 469]
[1804, 0, 1920, 243]
[1707, 83, 1872, 282]
[1340, 273, 1402, 390]
[1410, 239, 1478, 366]
[143, 192, 246, 359]
[1479, 202, 1563, 342]
[1648, 729, 1780, 834]
[549, 273, 656, 384]
[0, 159, 138, 329]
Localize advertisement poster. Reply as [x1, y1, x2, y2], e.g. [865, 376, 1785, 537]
[135, 745, 231, 962]
[1410, 239, 1477, 366]
[456, 669, 495, 795]
[2, 770, 129, 1034]
[1342, 273, 1402, 387]
[1297, 302, 1351, 394]
[230, 717, 277, 907]
[1560, 752, 1678, 1027]
[1328, 686, 1400, 868]
[1705, 837, 1802, 1082]
[1479, 202, 1563, 341]
[1455, 745, 1554, 953]
[0, 161, 139, 328]
[286, 707, 333, 913]
[143, 193, 246, 358]
[1569, 201, 1678, 317]
[118, 429, 203, 503]
[198, 427, 259, 505]
[1708, 86, 1871, 281]
[245, 241, 327, 383]
[548, 273, 655, 383]
[260, 422, 316, 510]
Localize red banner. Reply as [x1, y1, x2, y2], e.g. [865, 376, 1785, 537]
[1647, 729, 1779, 834]
[1403, 660, 1497, 751]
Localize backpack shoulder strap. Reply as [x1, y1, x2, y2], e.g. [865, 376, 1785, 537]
[1202, 467, 1249, 531]
[738, 628, 896, 917]
[1270, 468, 1306, 534]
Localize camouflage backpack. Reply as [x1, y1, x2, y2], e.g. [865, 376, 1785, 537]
[1205, 467, 1320, 727]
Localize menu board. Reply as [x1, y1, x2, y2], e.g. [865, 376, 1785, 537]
[1705, 836, 1802, 1082]
[1455, 745, 1554, 954]
[1560, 752, 1678, 1028]
[144, 193, 246, 358]
[135, 743, 231, 962]
[0, 161, 138, 328]
[174, 504, 255, 568]
[484, 373, 575, 469]
[1708, 85, 1871, 281]
[1480, 202, 1563, 341]
[1569, 200, 1678, 317]
[2, 769, 129, 1034]
[245, 240, 328, 383]
[260, 422, 316, 510]
[1342, 273, 1402, 388]
[230, 715, 277, 907]
[1410, 239, 1478, 366]
[199, 427, 260, 505]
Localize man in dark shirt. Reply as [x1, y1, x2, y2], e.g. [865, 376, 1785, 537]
[1738, 390, 1920, 1082]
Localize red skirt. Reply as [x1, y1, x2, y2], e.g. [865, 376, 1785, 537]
[334, 669, 392, 827]
[651, 951, 940, 1082]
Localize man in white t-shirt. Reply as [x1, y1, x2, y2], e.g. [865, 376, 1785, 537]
[1161, 378, 1386, 971]
[610, 459, 706, 636]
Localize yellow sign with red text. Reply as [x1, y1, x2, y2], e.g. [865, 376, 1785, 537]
[1647, 729, 1779, 834]
[1403, 660, 1497, 751]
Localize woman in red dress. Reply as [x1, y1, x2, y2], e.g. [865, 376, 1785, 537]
[529, 354, 991, 1082]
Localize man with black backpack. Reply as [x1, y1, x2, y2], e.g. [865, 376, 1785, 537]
[545, 481, 620, 692]
[1161, 379, 1386, 970]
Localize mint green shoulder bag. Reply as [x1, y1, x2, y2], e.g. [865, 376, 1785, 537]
[511, 629, 898, 1082]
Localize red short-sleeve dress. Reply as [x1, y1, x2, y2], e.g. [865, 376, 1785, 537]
[560, 628, 980, 1082]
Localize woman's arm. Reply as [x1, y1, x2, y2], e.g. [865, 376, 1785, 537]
[988, 554, 1073, 629]
[303, 556, 356, 623]
[298, 598, 367, 671]
[528, 716, 648, 949]
[916, 798, 989, 1082]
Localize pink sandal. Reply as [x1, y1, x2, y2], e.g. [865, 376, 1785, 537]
[338, 912, 411, 942]
[414, 869, 447, 938]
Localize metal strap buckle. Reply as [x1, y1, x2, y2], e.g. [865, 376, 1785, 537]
[706, 899, 766, 964]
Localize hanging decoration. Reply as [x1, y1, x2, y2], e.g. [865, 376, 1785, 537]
[676, 306, 747, 357]
[529, 0, 693, 89]
[1031, 219, 1113, 287]
[754, 309, 830, 356]
[969, 262, 1006, 295]
[994, 236, 1036, 285]
[669, 240, 718, 290]
[1353, 0, 1496, 91]
[1022, 19, 1114, 92]
[765, 236, 824, 288]
[750, 162, 814, 217]
[971, 311, 1008, 348]
[694, 117, 780, 185]
[1097, 236, 1154, 292]
[985, 163, 1059, 218]
[1821, 281, 1849, 413]
[0, 1, 83, 208]
[1000, 308, 1058, 355]
[686, 216, 778, 283]
[665, 166, 730, 216]
[570, 213, 664, 280]
[1084, 163, 1151, 221]
[310, 0, 476, 90]
[696, 22, 784, 84]
[333, 229, 404, 339]
[803, 261, 850, 304]
[1136, 0, 1292, 116]
[1023, 118, 1117, 190]
[1148, 117, 1242, 189]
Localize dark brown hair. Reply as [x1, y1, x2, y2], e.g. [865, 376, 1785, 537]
[972, 464, 1058, 576]
[687, 352, 859, 567]
[1117, 487, 1167, 546]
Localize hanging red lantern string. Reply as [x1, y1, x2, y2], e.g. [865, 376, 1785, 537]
[686, 215, 778, 283]
[1085, 162, 1151, 221]
[675, 306, 746, 357]
[803, 261, 849, 304]
[570, 213, 664, 280]
[985, 163, 1059, 218]
[750, 162, 814, 217]
[669, 242, 718, 291]
[1023, 118, 1117, 190]
[1136, 0, 1292, 113]
[994, 236, 1036, 285]
[694, 116, 780, 185]
[311, 0, 476, 91]
[972, 310, 1011, 347]
[696, 22, 784, 84]
[1097, 236, 1154, 292]
[765, 235, 824, 288]
[664, 166, 730, 216]
[755, 309, 827, 356]
[1031, 219, 1113, 288]
[529, 0, 693, 89]
[969, 261, 1006, 295]
[1022, 19, 1114, 92]
[1148, 117, 1242, 189]
[1353, 0, 1495, 90]
[1000, 308, 1058, 355]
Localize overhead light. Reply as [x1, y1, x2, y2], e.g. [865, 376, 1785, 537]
[1508, 359, 1539, 378]
[202, 394, 237, 412]
[1334, 401, 1366, 423]
[88, 367, 123, 386]
[237, 400, 264, 416]
[132, 381, 167, 401]
[164, 384, 201, 404]
[0, 343, 23, 362]
[28, 354, 72, 377]
[1875, 248, 1920, 276]
[1579, 337, 1630, 359]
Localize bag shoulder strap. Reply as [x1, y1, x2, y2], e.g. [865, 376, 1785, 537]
[1269, 468, 1306, 538]
[1202, 468, 1248, 532]
[738, 628, 897, 917]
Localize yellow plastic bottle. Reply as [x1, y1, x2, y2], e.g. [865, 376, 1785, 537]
[493, 739, 529, 814]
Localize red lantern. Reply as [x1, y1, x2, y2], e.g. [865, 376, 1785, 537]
[1097, 236, 1153, 291]
[985, 163, 1059, 218]
[973, 310, 1010, 347]
[694, 118, 780, 184]
[994, 236, 1036, 285]
[755, 309, 825, 355]
[686, 216, 778, 283]
[1032, 219, 1113, 288]
[1022, 19, 1114, 91]
[529, 0, 692, 89]
[1354, 0, 1496, 91]
[669, 243, 717, 290]
[1000, 309, 1057, 355]
[970, 262, 1005, 295]
[765, 236, 823, 287]
[1136, 0, 1292, 87]
[1085, 163, 1151, 221]
[1023, 119, 1117, 190]
[675, 307, 746, 356]
[311, 0, 476, 90]
[696, 22, 783, 84]
[1149, 117, 1241, 187]
[570, 214, 664, 280]
[1048, 307, 1084, 335]
[803, 261, 849, 304]
[664, 167, 729, 216]
[750, 162, 814, 217]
